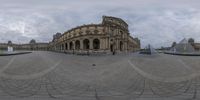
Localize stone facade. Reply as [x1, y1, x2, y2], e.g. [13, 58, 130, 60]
[49, 16, 140, 54]
[192, 43, 200, 51]
[188, 38, 200, 51]
[0, 40, 48, 51]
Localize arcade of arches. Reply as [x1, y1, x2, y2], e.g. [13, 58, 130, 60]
[53, 37, 137, 53]
[49, 16, 141, 54]
[59, 38, 101, 51]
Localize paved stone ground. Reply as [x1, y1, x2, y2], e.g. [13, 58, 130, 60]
[0, 51, 200, 100]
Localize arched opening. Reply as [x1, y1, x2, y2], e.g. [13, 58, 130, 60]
[65, 43, 68, 50]
[93, 39, 100, 49]
[83, 39, 90, 50]
[75, 40, 80, 50]
[69, 42, 74, 50]
[120, 41, 123, 51]
[110, 44, 114, 52]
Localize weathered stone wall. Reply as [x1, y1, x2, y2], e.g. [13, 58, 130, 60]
[0, 43, 49, 51]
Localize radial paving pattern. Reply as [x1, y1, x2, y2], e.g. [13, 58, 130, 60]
[0, 51, 200, 100]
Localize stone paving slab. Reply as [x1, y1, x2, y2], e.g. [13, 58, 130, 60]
[0, 51, 200, 100]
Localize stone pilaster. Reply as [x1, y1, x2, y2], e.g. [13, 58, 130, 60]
[107, 37, 109, 49]
[80, 39, 83, 50]
[89, 38, 93, 50]
[100, 38, 103, 49]
[73, 41, 75, 50]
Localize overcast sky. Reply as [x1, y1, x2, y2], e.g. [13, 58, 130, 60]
[0, 0, 200, 48]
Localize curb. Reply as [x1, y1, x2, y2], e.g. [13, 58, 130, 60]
[164, 52, 200, 56]
[0, 52, 32, 56]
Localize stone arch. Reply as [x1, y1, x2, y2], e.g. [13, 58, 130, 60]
[69, 41, 74, 50]
[75, 40, 80, 50]
[93, 38, 100, 49]
[110, 39, 114, 52]
[83, 39, 90, 50]
[120, 41, 123, 51]
[110, 44, 114, 52]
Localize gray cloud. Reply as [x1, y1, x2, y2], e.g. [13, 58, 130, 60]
[0, 0, 200, 48]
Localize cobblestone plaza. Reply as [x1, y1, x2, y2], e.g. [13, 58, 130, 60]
[0, 51, 200, 100]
